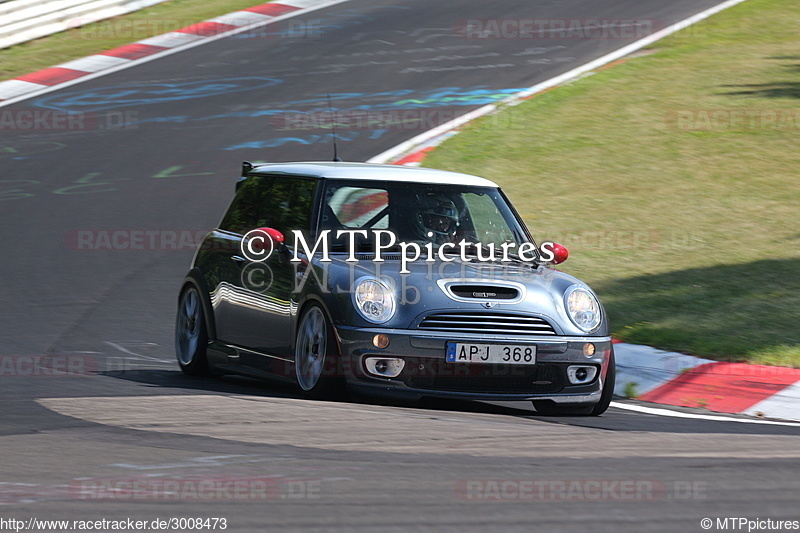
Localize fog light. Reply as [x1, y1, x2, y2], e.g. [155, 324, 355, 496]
[365, 357, 405, 378]
[567, 365, 598, 384]
[582, 343, 596, 357]
[373, 334, 390, 349]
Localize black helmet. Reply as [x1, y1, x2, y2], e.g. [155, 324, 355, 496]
[415, 194, 458, 242]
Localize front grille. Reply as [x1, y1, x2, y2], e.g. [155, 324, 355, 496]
[402, 359, 564, 393]
[449, 284, 519, 300]
[417, 312, 557, 335]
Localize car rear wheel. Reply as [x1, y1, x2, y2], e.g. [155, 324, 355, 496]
[175, 286, 210, 376]
[533, 350, 616, 416]
[294, 304, 345, 399]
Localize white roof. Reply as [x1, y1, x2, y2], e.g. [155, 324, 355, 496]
[249, 161, 498, 187]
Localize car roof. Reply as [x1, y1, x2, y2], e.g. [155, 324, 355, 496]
[248, 161, 499, 187]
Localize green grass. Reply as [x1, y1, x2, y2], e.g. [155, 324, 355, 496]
[425, 0, 800, 366]
[1, 0, 271, 81]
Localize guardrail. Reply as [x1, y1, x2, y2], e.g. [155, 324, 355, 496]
[0, 0, 170, 49]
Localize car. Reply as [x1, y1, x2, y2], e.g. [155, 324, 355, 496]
[175, 161, 615, 415]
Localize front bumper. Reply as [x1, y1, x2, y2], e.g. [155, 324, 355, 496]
[336, 326, 613, 402]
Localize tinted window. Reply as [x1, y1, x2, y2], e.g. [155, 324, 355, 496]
[219, 175, 317, 235]
[266, 177, 317, 236]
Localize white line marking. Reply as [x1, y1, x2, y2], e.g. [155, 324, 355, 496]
[208, 11, 272, 26]
[137, 32, 205, 48]
[0, 79, 47, 99]
[56, 55, 131, 73]
[610, 401, 800, 427]
[104, 341, 173, 364]
[368, 0, 752, 164]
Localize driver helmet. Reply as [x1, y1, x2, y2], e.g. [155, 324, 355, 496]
[414, 194, 458, 242]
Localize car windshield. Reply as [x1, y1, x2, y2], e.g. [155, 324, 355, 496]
[319, 180, 532, 255]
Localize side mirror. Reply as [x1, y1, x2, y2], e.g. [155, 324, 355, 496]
[259, 227, 284, 245]
[541, 242, 569, 265]
[245, 228, 285, 254]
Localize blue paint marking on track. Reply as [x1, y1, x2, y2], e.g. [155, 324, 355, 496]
[32, 78, 284, 113]
[130, 87, 527, 126]
[223, 130, 371, 151]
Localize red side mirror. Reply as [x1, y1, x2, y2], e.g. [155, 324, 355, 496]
[541, 242, 569, 265]
[253, 228, 284, 250]
[258, 227, 284, 244]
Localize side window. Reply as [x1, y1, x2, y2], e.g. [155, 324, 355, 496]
[325, 186, 389, 229]
[267, 177, 317, 236]
[219, 175, 276, 234]
[219, 176, 317, 235]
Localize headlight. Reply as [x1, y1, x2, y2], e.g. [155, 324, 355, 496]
[354, 278, 396, 324]
[564, 286, 602, 332]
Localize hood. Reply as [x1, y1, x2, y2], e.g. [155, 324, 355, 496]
[312, 255, 607, 337]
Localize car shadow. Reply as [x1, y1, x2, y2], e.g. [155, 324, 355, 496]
[97, 368, 800, 436]
[592, 258, 800, 363]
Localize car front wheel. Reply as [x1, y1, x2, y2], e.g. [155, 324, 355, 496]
[294, 304, 344, 400]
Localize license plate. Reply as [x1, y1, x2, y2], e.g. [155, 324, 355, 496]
[446, 343, 537, 365]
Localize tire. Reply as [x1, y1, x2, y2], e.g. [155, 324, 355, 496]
[588, 348, 616, 416]
[175, 285, 210, 376]
[533, 349, 616, 416]
[294, 304, 345, 400]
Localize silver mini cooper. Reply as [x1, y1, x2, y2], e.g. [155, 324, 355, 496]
[175, 162, 615, 415]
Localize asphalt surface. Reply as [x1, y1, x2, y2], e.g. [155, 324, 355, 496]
[2, 0, 799, 531]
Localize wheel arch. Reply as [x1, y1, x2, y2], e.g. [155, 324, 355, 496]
[293, 294, 341, 356]
[179, 268, 217, 341]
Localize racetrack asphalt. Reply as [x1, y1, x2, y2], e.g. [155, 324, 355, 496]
[2, 0, 799, 530]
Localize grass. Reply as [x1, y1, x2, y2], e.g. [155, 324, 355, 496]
[1, 0, 271, 81]
[425, 0, 800, 367]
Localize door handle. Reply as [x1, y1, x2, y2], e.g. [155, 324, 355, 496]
[232, 255, 247, 263]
